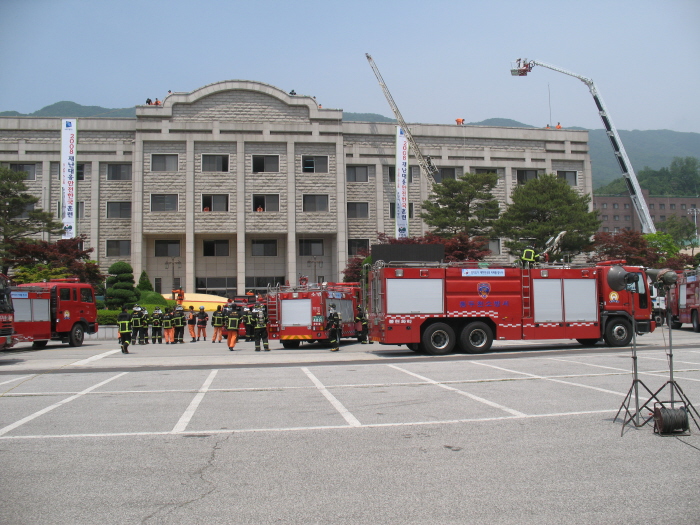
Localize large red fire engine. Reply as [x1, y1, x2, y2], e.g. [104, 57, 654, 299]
[367, 261, 659, 355]
[667, 268, 700, 332]
[10, 279, 98, 348]
[266, 278, 362, 348]
[0, 274, 14, 350]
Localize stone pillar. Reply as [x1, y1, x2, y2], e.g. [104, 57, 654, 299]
[335, 141, 347, 279]
[286, 140, 296, 284]
[132, 138, 144, 278]
[236, 141, 246, 295]
[90, 160, 100, 260]
[185, 138, 195, 293]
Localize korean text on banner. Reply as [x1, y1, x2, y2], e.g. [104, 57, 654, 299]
[395, 126, 409, 238]
[61, 119, 77, 239]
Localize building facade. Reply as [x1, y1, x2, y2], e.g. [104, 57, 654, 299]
[0, 80, 592, 295]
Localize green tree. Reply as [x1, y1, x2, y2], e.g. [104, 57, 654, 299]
[105, 261, 140, 310]
[595, 156, 700, 196]
[657, 215, 698, 248]
[421, 172, 500, 237]
[0, 166, 65, 274]
[137, 270, 154, 292]
[11, 264, 69, 284]
[492, 174, 600, 258]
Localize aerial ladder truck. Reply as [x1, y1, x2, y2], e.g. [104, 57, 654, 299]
[511, 59, 656, 234]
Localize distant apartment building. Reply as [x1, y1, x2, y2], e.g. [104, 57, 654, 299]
[593, 189, 700, 233]
[0, 80, 592, 296]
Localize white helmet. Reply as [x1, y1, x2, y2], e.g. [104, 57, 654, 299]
[143, 309, 148, 315]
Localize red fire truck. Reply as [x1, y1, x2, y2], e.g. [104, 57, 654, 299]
[0, 274, 14, 350]
[266, 278, 362, 348]
[667, 268, 700, 332]
[367, 261, 659, 355]
[10, 279, 98, 348]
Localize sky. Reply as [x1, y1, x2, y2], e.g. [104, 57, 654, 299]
[1, 0, 699, 133]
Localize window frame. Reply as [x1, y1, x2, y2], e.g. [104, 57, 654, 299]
[302, 194, 329, 213]
[107, 164, 133, 181]
[106, 240, 131, 257]
[557, 170, 577, 186]
[299, 239, 324, 257]
[202, 194, 229, 212]
[151, 194, 179, 212]
[302, 156, 329, 173]
[251, 239, 278, 257]
[106, 201, 132, 219]
[516, 169, 538, 185]
[201, 154, 229, 173]
[203, 239, 230, 257]
[10, 163, 36, 181]
[348, 239, 369, 257]
[154, 239, 181, 257]
[346, 166, 369, 183]
[252, 155, 280, 173]
[252, 194, 280, 212]
[347, 202, 369, 219]
[151, 154, 179, 172]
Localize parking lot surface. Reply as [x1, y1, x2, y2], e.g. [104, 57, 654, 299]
[1, 329, 699, 524]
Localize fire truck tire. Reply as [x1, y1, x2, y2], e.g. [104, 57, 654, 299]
[692, 311, 700, 333]
[459, 322, 493, 354]
[422, 323, 456, 355]
[671, 320, 683, 329]
[68, 323, 85, 347]
[603, 318, 632, 347]
[406, 343, 426, 353]
[281, 340, 301, 349]
[32, 340, 49, 349]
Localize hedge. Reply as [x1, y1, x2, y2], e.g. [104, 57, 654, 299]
[97, 301, 178, 325]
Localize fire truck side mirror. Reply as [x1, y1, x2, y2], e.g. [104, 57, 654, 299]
[608, 266, 636, 292]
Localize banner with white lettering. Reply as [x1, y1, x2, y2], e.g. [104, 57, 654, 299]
[61, 119, 77, 239]
[395, 126, 409, 238]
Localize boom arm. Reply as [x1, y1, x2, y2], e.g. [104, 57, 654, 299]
[365, 53, 439, 186]
[512, 59, 656, 234]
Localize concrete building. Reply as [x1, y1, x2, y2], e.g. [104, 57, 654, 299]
[593, 189, 700, 234]
[0, 80, 592, 296]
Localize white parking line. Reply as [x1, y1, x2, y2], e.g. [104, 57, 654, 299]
[0, 376, 31, 387]
[389, 364, 527, 417]
[171, 369, 218, 433]
[73, 350, 121, 366]
[0, 372, 128, 437]
[301, 367, 361, 427]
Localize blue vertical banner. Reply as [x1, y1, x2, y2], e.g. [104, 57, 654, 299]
[61, 119, 77, 239]
[395, 126, 409, 238]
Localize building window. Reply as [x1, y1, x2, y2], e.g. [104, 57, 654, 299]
[173, 277, 181, 290]
[77, 164, 85, 181]
[10, 164, 36, 181]
[557, 171, 577, 186]
[347, 166, 368, 183]
[155, 240, 180, 257]
[106, 201, 131, 218]
[347, 202, 369, 218]
[348, 239, 369, 256]
[302, 156, 328, 173]
[245, 276, 285, 289]
[151, 194, 178, 212]
[488, 238, 501, 255]
[251, 239, 277, 257]
[648, 203, 654, 210]
[624, 215, 631, 221]
[410, 166, 419, 183]
[106, 240, 131, 257]
[151, 154, 178, 172]
[196, 277, 237, 296]
[516, 170, 538, 184]
[202, 154, 229, 172]
[154, 277, 162, 294]
[434, 167, 456, 183]
[602, 203, 608, 209]
[659, 203, 665, 210]
[252, 155, 279, 173]
[203, 240, 229, 257]
[681, 204, 687, 210]
[602, 215, 608, 221]
[624, 203, 630, 209]
[202, 194, 228, 212]
[299, 239, 324, 256]
[57, 200, 85, 219]
[303, 194, 328, 212]
[390, 202, 414, 219]
[602, 227, 609, 232]
[614, 215, 620, 221]
[388, 166, 395, 183]
[660, 215, 666, 221]
[252, 194, 279, 212]
[107, 164, 132, 181]
[475, 168, 499, 175]
[613, 203, 619, 209]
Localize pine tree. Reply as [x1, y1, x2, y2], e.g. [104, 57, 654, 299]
[421, 172, 500, 237]
[492, 174, 600, 259]
[137, 270, 154, 292]
[105, 261, 140, 310]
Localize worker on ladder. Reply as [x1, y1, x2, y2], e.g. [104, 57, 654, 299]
[521, 246, 539, 268]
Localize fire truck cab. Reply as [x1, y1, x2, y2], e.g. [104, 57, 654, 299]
[368, 261, 656, 355]
[0, 274, 14, 350]
[11, 279, 98, 348]
[266, 279, 362, 349]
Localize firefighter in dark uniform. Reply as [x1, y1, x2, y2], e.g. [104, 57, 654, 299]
[187, 305, 197, 342]
[520, 246, 539, 268]
[355, 306, 369, 344]
[130, 305, 143, 345]
[327, 303, 341, 352]
[253, 307, 269, 352]
[173, 305, 186, 343]
[141, 308, 150, 344]
[151, 307, 163, 344]
[243, 307, 254, 342]
[211, 305, 224, 343]
[117, 306, 132, 354]
[224, 306, 240, 351]
[162, 307, 174, 344]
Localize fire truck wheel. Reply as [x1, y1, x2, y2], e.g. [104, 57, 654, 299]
[576, 338, 600, 347]
[422, 323, 456, 356]
[459, 322, 493, 354]
[670, 321, 683, 329]
[406, 343, 425, 353]
[68, 323, 85, 347]
[32, 340, 48, 349]
[692, 311, 700, 333]
[603, 318, 632, 347]
[281, 340, 301, 349]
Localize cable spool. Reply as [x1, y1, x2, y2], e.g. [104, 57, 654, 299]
[654, 405, 689, 434]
